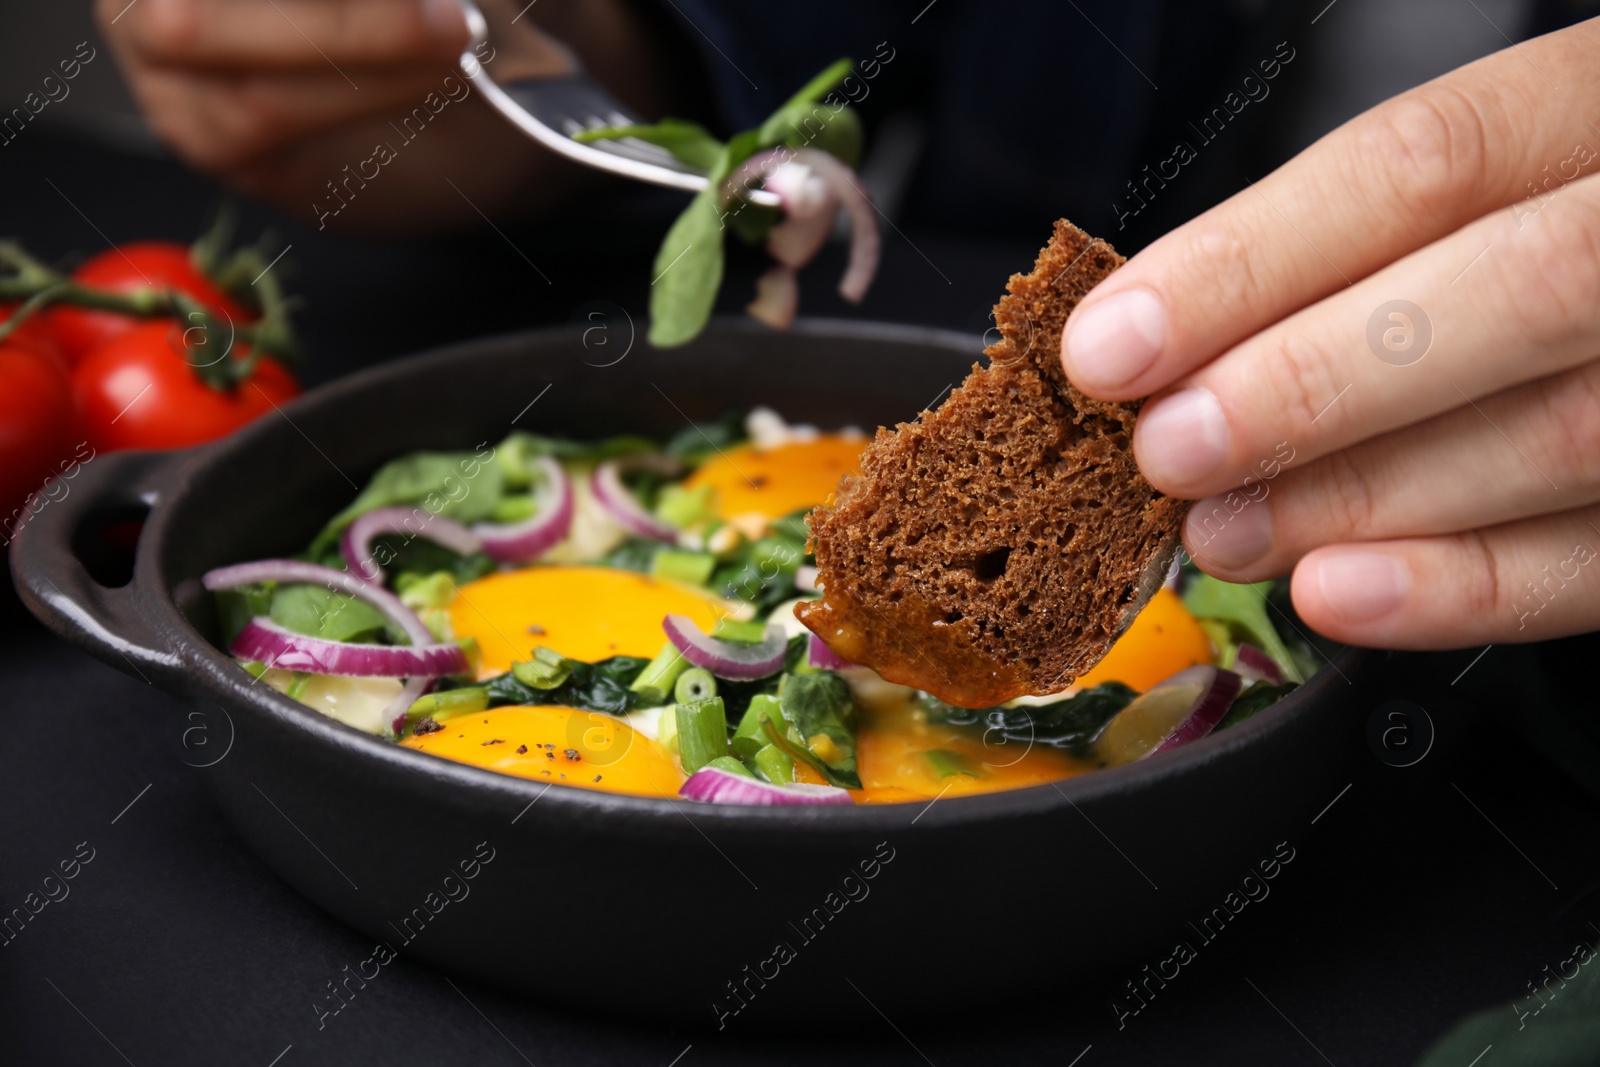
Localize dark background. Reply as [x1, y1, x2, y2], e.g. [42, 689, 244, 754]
[5, 1, 1600, 1064]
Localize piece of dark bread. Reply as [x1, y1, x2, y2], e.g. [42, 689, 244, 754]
[797, 220, 1188, 707]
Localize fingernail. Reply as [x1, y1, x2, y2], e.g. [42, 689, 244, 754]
[1315, 551, 1411, 623]
[423, 0, 467, 38]
[1135, 388, 1229, 487]
[1063, 288, 1167, 394]
[1185, 493, 1272, 568]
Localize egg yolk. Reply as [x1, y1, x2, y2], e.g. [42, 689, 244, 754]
[1073, 588, 1213, 692]
[402, 706, 685, 799]
[449, 566, 731, 677]
[850, 702, 1095, 803]
[681, 434, 866, 524]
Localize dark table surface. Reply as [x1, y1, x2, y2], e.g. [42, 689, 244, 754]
[4, 130, 1599, 1067]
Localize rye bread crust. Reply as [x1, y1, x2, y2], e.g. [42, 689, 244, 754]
[798, 220, 1188, 707]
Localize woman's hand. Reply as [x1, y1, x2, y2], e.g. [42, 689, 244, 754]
[1061, 17, 1600, 650]
[97, 0, 667, 232]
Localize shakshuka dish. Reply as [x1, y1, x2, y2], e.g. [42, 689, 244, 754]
[202, 410, 1318, 807]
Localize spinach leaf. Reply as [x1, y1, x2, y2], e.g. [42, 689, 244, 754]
[778, 671, 859, 787]
[663, 408, 747, 461]
[572, 118, 724, 171]
[1214, 682, 1298, 732]
[756, 57, 863, 166]
[628, 60, 858, 348]
[497, 431, 654, 488]
[766, 509, 812, 546]
[648, 185, 726, 348]
[1415, 939, 1600, 1066]
[312, 448, 504, 553]
[713, 532, 807, 611]
[600, 537, 662, 574]
[922, 682, 1138, 757]
[771, 57, 856, 117]
[1182, 575, 1304, 684]
[372, 534, 496, 587]
[270, 583, 391, 643]
[484, 655, 650, 717]
[215, 584, 273, 645]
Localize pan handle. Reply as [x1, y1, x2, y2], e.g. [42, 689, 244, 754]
[10, 448, 195, 693]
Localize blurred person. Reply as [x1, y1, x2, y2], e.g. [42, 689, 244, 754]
[99, 0, 1600, 651]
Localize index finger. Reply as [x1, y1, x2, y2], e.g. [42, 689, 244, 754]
[1060, 17, 1600, 401]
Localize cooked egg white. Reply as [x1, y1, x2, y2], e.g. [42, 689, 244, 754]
[262, 671, 404, 734]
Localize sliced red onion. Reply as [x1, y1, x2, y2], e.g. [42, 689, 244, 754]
[341, 506, 481, 583]
[1150, 667, 1242, 755]
[747, 265, 799, 330]
[680, 766, 853, 806]
[473, 456, 573, 563]
[388, 676, 434, 737]
[1234, 644, 1285, 686]
[662, 614, 787, 680]
[722, 147, 880, 306]
[807, 632, 854, 671]
[203, 559, 431, 645]
[787, 148, 879, 304]
[591, 456, 680, 542]
[1095, 665, 1243, 766]
[794, 564, 819, 592]
[723, 148, 790, 209]
[231, 617, 467, 677]
[763, 162, 839, 268]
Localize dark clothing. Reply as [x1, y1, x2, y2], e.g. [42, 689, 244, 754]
[664, 0, 1584, 246]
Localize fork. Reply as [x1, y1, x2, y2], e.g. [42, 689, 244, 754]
[458, 0, 779, 206]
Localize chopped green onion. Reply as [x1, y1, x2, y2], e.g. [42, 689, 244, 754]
[752, 743, 794, 785]
[455, 636, 481, 675]
[731, 693, 781, 761]
[283, 672, 312, 701]
[395, 570, 459, 611]
[630, 642, 690, 706]
[714, 618, 770, 644]
[653, 484, 715, 529]
[406, 686, 489, 723]
[766, 511, 810, 544]
[238, 660, 269, 680]
[657, 705, 679, 754]
[512, 646, 574, 690]
[674, 667, 718, 704]
[675, 696, 728, 775]
[651, 549, 716, 586]
[489, 494, 538, 523]
[749, 536, 803, 577]
[761, 718, 840, 786]
[924, 749, 981, 779]
[706, 755, 756, 778]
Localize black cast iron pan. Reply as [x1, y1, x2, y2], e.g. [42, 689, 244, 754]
[12, 319, 1371, 1030]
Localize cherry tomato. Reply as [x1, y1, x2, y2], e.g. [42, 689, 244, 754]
[1, 302, 65, 362]
[73, 320, 299, 452]
[0, 342, 82, 543]
[48, 242, 253, 366]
